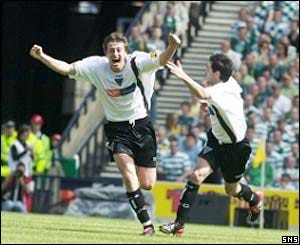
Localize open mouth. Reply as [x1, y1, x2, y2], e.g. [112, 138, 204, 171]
[112, 57, 121, 65]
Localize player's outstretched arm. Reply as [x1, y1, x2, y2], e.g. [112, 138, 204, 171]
[166, 60, 210, 100]
[30, 44, 75, 76]
[159, 33, 181, 66]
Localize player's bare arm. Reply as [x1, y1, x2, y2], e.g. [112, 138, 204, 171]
[30, 44, 75, 76]
[159, 33, 181, 66]
[166, 60, 210, 100]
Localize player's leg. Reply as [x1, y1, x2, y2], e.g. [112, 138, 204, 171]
[159, 157, 213, 236]
[136, 166, 156, 190]
[221, 137, 263, 223]
[113, 153, 154, 235]
[224, 181, 263, 222]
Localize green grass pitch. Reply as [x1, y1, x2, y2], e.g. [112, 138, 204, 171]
[1, 212, 298, 244]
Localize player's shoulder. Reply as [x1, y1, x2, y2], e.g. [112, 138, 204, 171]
[82, 55, 108, 64]
[131, 50, 161, 59]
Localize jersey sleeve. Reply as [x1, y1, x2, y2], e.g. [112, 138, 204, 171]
[69, 56, 105, 84]
[133, 51, 162, 73]
[204, 85, 222, 106]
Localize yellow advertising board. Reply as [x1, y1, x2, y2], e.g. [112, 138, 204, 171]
[151, 181, 299, 227]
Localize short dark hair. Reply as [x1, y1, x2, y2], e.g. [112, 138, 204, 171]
[209, 54, 233, 82]
[102, 32, 129, 54]
[18, 124, 30, 136]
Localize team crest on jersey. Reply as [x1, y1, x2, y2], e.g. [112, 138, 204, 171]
[150, 51, 157, 59]
[114, 78, 123, 86]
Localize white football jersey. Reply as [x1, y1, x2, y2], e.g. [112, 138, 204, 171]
[204, 77, 247, 143]
[69, 51, 161, 122]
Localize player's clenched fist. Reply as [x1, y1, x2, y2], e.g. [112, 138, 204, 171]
[30, 44, 44, 59]
[168, 33, 181, 47]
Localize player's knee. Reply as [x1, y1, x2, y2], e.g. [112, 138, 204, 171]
[140, 184, 153, 190]
[224, 185, 236, 196]
[140, 181, 154, 190]
[190, 170, 208, 185]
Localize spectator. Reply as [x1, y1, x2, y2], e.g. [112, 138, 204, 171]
[231, 26, 250, 58]
[265, 140, 284, 170]
[178, 101, 195, 127]
[8, 124, 34, 178]
[271, 84, 292, 116]
[176, 124, 191, 149]
[271, 130, 292, 160]
[264, 96, 281, 121]
[244, 52, 257, 78]
[50, 134, 80, 177]
[274, 157, 299, 190]
[156, 126, 170, 162]
[244, 94, 260, 117]
[276, 42, 294, 67]
[258, 107, 276, 134]
[253, 41, 271, 74]
[291, 143, 299, 167]
[264, 8, 289, 46]
[191, 123, 206, 150]
[239, 64, 255, 95]
[256, 76, 272, 106]
[179, 133, 199, 167]
[280, 73, 299, 99]
[162, 2, 181, 45]
[1, 162, 34, 213]
[173, 1, 189, 57]
[267, 54, 286, 82]
[288, 19, 299, 52]
[287, 65, 299, 85]
[158, 137, 191, 182]
[261, 68, 278, 87]
[246, 15, 260, 52]
[165, 113, 181, 137]
[220, 40, 242, 71]
[286, 107, 299, 138]
[147, 27, 166, 52]
[128, 25, 149, 52]
[231, 7, 248, 39]
[275, 173, 296, 190]
[1, 120, 17, 179]
[276, 119, 297, 145]
[27, 114, 51, 175]
[189, 97, 201, 119]
[248, 84, 260, 107]
[279, 36, 297, 61]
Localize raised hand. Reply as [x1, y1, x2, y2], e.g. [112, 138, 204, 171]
[30, 44, 44, 60]
[168, 33, 181, 47]
[166, 60, 186, 80]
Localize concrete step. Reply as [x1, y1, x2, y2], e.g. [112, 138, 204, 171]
[202, 24, 232, 32]
[185, 48, 216, 56]
[196, 30, 232, 38]
[209, 11, 238, 19]
[205, 18, 236, 25]
[214, 1, 248, 7]
[156, 107, 180, 115]
[157, 96, 191, 103]
[212, 4, 245, 12]
[158, 90, 191, 98]
[190, 42, 221, 49]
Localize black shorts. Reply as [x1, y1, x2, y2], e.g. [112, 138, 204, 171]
[103, 116, 157, 168]
[198, 129, 252, 183]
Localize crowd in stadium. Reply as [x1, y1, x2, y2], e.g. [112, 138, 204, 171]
[145, 1, 298, 190]
[1, 1, 299, 213]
